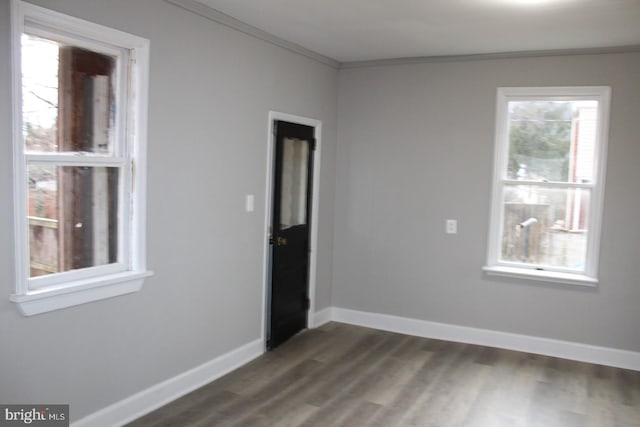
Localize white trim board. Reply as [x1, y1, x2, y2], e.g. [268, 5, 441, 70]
[71, 307, 639, 425]
[340, 45, 640, 69]
[312, 307, 334, 328]
[72, 339, 263, 427]
[332, 307, 640, 372]
[165, 0, 339, 69]
[162, 1, 640, 71]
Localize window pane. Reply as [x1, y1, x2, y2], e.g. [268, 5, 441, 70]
[28, 165, 119, 277]
[279, 137, 309, 230]
[507, 100, 598, 183]
[500, 184, 590, 270]
[22, 34, 116, 154]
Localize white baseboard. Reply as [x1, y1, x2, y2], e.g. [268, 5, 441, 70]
[312, 307, 334, 327]
[72, 307, 639, 426]
[332, 307, 640, 372]
[72, 339, 263, 427]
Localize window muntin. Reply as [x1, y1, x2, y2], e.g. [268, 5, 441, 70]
[11, 0, 151, 315]
[486, 87, 610, 284]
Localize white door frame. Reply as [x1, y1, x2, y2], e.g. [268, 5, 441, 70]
[261, 111, 322, 349]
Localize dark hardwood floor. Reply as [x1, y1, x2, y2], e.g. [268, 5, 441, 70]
[128, 322, 640, 427]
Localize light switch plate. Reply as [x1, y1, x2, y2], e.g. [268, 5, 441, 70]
[246, 194, 255, 212]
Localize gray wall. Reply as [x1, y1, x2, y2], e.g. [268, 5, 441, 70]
[334, 52, 640, 352]
[0, 0, 337, 421]
[2, 0, 639, 421]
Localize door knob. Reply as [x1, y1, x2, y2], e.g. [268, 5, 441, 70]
[276, 236, 287, 246]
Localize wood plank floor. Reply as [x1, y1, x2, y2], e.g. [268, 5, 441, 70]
[128, 322, 640, 427]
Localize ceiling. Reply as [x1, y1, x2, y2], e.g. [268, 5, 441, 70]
[194, 0, 640, 63]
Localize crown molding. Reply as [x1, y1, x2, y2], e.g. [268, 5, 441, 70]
[165, 0, 340, 69]
[163, 0, 640, 71]
[340, 45, 640, 69]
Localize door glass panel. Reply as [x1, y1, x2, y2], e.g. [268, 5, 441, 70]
[280, 137, 309, 230]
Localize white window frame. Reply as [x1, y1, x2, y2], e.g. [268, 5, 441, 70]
[10, 0, 152, 315]
[484, 86, 611, 286]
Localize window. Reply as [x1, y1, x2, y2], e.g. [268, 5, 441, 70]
[484, 87, 610, 286]
[10, 1, 151, 315]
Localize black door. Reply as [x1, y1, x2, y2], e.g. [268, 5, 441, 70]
[268, 120, 315, 350]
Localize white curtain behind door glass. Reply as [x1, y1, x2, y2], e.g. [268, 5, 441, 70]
[280, 137, 308, 229]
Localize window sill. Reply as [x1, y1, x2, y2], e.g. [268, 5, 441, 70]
[482, 265, 597, 287]
[10, 270, 154, 316]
